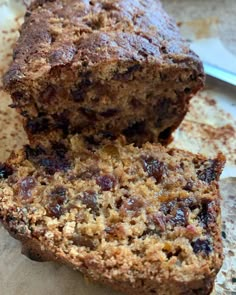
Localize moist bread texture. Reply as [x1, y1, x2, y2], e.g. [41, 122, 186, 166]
[3, 0, 204, 144]
[0, 135, 224, 295]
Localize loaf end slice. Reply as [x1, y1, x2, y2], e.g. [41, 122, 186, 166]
[3, 0, 204, 144]
[0, 136, 225, 295]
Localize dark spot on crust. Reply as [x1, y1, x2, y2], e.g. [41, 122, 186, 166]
[142, 155, 167, 183]
[52, 111, 69, 134]
[96, 175, 116, 191]
[11, 91, 24, 100]
[158, 127, 172, 142]
[71, 73, 92, 102]
[99, 131, 117, 140]
[100, 109, 119, 118]
[40, 85, 56, 104]
[25, 142, 70, 175]
[79, 191, 99, 214]
[114, 64, 141, 81]
[191, 239, 212, 255]
[0, 163, 13, 179]
[80, 107, 97, 120]
[19, 176, 36, 200]
[51, 142, 68, 158]
[26, 117, 50, 134]
[25, 145, 47, 160]
[123, 121, 146, 138]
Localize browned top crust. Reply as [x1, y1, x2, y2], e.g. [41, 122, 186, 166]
[3, 0, 202, 90]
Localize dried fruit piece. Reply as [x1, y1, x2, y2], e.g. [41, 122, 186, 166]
[19, 176, 36, 199]
[198, 199, 217, 228]
[26, 117, 50, 134]
[152, 213, 166, 232]
[191, 239, 212, 255]
[96, 175, 116, 191]
[169, 208, 189, 227]
[197, 159, 224, 183]
[47, 203, 63, 218]
[79, 191, 99, 214]
[121, 197, 144, 212]
[49, 186, 67, 204]
[0, 163, 13, 179]
[142, 156, 167, 183]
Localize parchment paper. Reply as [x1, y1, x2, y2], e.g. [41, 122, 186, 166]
[0, 1, 235, 294]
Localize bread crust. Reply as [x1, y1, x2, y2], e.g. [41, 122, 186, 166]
[3, 0, 204, 145]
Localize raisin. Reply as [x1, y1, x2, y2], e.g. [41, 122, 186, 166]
[49, 186, 67, 204]
[11, 91, 23, 100]
[100, 109, 118, 118]
[96, 175, 116, 191]
[198, 200, 217, 228]
[0, 163, 13, 179]
[122, 197, 144, 212]
[70, 89, 84, 102]
[39, 156, 71, 175]
[142, 156, 167, 183]
[26, 117, 50, 134]
[99, 131, 116, 140]
[47, 203, 63, 218]
[197, 159, 220, 183]
[25, 145, 46, 160]
[191, 239, 212, 255]
[72, 235, 95, 249]
[159, 197, 197, 228]
[79, 191, 99, 214]
[52, 112, 69, 134]
[19, 176, 36, 199]
[183, 181, 194, 192]
[80, 107, 97, 120]
[169, 208, 189, 226]
[71, 75, 92, 102]
[51, 142, 68, 158]
[123, 121, 146, 138]
[79, 168, 100, 180]
[160, 200, 176, 215]
[152, 213, 166, 231]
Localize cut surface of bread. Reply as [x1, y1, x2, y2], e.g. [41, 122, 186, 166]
[0, 135, 225, 295]
[3, 0, 204, 144]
